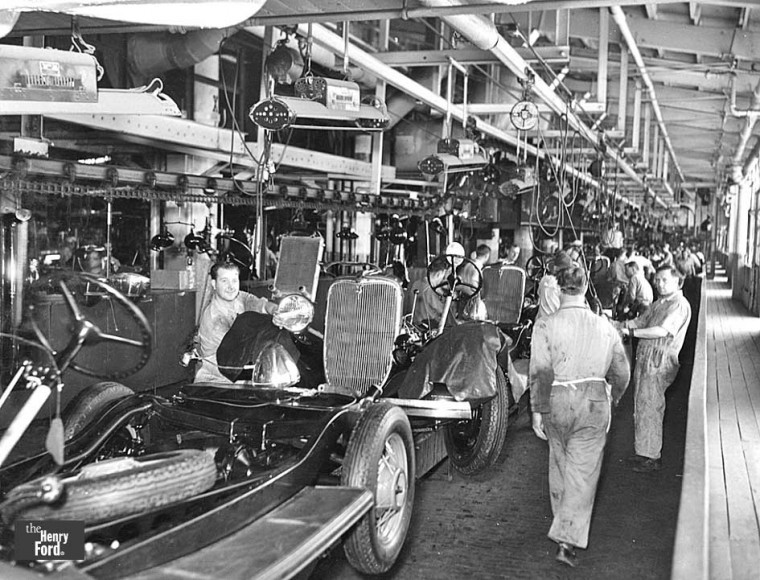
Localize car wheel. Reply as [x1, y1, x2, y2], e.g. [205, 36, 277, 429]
[444, 369, 509, 476]
[2, 450, 217, 524]
[341, 402, 415, 575]
[63, 381, 134, 440]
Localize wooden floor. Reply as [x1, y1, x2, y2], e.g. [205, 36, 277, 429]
[705, 269, 760, 579]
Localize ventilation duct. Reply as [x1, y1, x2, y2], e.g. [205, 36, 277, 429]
[127, 28, 230, 87]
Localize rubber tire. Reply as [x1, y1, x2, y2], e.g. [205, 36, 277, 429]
[63, 381, 135, 441]
[3, 450, 217, 524]
[444, 369, 510, 476]
[341, 402, 415, 575]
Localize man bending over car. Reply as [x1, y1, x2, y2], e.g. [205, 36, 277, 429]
[194, 262, 278, 383]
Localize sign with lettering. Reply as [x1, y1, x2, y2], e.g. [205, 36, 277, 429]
[15, 520, 85, 560]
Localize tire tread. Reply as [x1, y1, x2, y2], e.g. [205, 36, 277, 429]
[445, 369, 510, 475]
[341, 402, 415, 575]
[5, 450, 217, 524]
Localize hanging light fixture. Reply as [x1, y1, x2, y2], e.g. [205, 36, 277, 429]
[336, 226, 359, 240]
[184, 226, 207, 252]
[418, 138, 489, 178]
[149, 222, 175, 252]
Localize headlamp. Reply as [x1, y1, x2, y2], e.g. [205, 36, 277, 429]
[275, 294, 314, 333]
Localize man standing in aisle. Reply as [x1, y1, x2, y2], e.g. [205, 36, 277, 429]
[617, 264, 692, 473]
[536, 250, 576, 320]
[530, 266, 630, 567]
[619, 260, 653, 320]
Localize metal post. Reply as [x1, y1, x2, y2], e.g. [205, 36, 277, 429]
[632, 80, 642, 150]
[597, 7, 609, 106]
[256, 27, 274, 279]
[370, 20, 389, 196]
[105, 199, 112, 278]
[642, 104, 651, 166]
[708, 189, 719, 278]
[618, 48, 629, 133]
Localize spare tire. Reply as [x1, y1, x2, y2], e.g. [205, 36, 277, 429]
[63, 381, 134, 441]
[2, 450, 217, 524]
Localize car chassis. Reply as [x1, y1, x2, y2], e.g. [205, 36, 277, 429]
[0, 236, 517, 579]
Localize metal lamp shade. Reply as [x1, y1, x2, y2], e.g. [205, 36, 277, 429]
[150, 231, 174, 252]
[184, 230, 206, 252]
[251, 342, 300, 389]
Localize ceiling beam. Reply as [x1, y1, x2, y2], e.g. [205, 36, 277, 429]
[373, 46, 569, 67]
[247, 1, 692, 27]
[739, 7, 751, 29]
[618, 9, 760, 63]
[611, 7, 686, 188]
[689, 3, 702, 26]
[570, 53, 759, 96]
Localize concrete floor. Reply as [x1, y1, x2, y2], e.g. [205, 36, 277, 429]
[311, 347, 692, 580]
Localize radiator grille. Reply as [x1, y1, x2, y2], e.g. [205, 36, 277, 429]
[273, 236, 323, 300]
[482, 265, 526, 324]
[324, 278, 402, 396]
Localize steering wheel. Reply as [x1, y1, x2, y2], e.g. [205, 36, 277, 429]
[525, 255, 547, 282]
[28, 272, 152, 380]
[428, 254, 483, 300]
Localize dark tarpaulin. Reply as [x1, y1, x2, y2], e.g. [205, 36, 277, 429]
[398, 321, 507, 401]
[216, 311, 301, 383]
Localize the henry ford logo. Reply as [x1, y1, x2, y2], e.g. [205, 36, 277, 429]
[15, 520, 84, 560]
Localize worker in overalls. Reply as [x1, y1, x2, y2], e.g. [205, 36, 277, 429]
[617, 263, 691, 473]
[529, 265, 630, 567]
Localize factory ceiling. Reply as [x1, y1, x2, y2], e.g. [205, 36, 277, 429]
[4, 1, 760, 211]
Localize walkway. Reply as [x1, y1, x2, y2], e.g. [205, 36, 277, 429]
[704, 270, 760, 579]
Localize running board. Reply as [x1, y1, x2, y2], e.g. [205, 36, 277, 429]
[133, 486, 372, 580]
[384, 397, 474, 419]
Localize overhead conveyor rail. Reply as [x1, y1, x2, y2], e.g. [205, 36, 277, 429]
[0, 155, 437, 215]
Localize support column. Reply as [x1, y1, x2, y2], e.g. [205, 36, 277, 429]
[632, 80, 642, 151]
[597, 8, 609, 106]
[555, 9, 569, 45]
[731, 181, 751, 296]
[325, 210, 335, 262]
[618, 48, 629, 133]
[707, 187, 719, 279]
[642, 103, 651, 165]
[256, 27, 274, 281]
[513, 226, 532, 270]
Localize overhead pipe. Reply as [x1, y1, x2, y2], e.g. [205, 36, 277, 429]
[415, 0, 651, 198]
[306, 22, 605, 193]
[729, 76, 760, 180]
[127, 28, 232, 86]
[610, 7, 686, 192]
[246, 16, 632, 196]
[416, 1, 597, 145]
